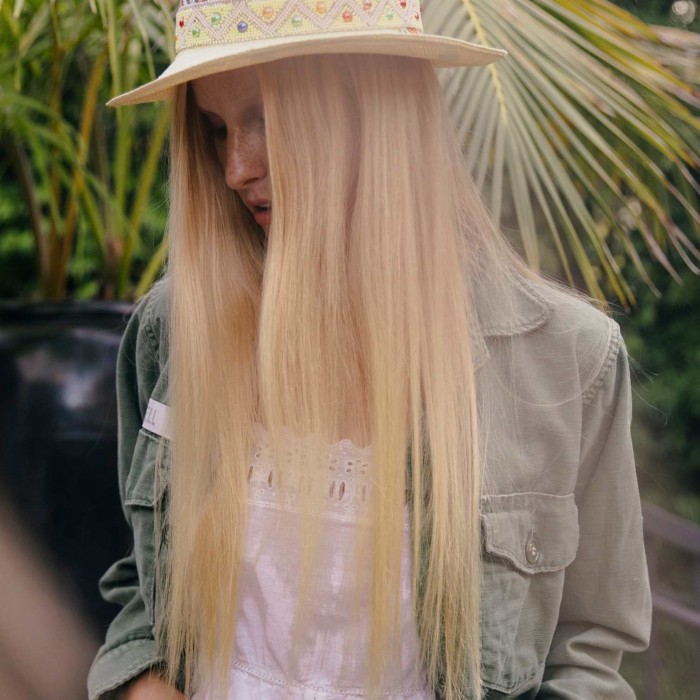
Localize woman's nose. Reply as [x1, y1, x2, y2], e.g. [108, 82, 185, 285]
[224, 134, 267, 191]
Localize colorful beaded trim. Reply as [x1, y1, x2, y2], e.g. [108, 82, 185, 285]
[175, 0, 424, 53]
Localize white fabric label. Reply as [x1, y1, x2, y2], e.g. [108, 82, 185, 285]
[143, 398, 171, 440]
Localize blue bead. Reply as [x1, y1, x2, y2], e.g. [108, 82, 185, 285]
[237, 21, 248, 33]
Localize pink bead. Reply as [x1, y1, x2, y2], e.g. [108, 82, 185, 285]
[342, 10, 353, 22]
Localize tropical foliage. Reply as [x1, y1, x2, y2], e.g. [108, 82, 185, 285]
[621, 258, 700, 516]
[616, 0, 700, 29]
[0, 0, 699, 306]
[423, 0, 700, 307]
[0, 0, 174, 299]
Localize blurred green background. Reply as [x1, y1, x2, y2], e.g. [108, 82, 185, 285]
[614, 0, 700, 523]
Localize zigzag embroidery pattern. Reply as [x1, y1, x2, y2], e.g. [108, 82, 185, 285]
[175, 0, 424, 53]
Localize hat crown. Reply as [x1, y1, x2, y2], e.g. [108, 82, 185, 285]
[109, 0, 506, 106]
[175, 0, 424, 54]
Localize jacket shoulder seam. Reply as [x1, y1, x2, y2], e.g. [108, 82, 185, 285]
[139, 281, 167, 366]
[581, 319, 622, 407]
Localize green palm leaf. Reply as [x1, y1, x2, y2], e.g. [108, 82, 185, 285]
[1, 0, 173, 299]
[423, 0, 700, 305]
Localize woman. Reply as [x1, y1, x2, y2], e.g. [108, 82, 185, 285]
[88, 2, 651, 699]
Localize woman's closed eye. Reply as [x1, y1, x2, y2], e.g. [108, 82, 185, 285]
[204, 116, 264, 142]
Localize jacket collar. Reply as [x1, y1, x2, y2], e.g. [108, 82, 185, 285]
[470, 270, 556, 369]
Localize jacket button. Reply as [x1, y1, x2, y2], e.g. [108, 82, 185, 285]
[525, 533, 540, 565]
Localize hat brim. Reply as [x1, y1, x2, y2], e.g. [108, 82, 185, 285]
[108, 31, 506, 107]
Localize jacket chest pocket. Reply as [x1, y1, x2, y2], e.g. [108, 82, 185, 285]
[124, 428, 169, 626]
[480, 492, 579, 695]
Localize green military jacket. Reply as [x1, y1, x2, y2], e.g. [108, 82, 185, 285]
[87, 272, 651, 700]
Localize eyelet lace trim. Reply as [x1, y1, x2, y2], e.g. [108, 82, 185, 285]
[247, 423, 374, 521]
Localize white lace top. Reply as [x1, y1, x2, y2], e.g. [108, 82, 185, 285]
[192, 424, 433, 700]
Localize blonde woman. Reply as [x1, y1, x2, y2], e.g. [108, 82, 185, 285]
[88, 2, 652, 699]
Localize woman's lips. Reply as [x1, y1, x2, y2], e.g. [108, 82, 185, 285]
[253, 206, 271, 227]
[249, 201, 271, 227]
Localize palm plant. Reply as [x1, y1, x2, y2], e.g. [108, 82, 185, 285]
[2, 1, 698, 304]
[0, 0, 173, 300]
[423, 0, 700, 306]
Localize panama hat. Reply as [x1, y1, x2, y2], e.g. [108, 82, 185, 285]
[109, 0, 507, 107]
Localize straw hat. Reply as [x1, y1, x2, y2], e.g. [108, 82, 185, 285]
[109, 0, 506, 107]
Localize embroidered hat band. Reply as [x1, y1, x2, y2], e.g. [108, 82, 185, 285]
[176, 0, 425, 52]
[109, 0, 506, 107]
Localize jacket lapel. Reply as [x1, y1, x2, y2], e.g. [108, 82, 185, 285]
[470, 270, 556, 369]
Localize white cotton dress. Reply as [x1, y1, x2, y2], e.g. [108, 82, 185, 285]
[191, 424, 434, 700]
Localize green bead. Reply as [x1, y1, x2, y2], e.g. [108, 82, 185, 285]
[191, 27, 200, 37]
[291, 14, 303, 27]
[211, 12, 221, 25]
[386, 11, 395, 20]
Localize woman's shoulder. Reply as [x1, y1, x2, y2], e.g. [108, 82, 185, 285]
[526, 275, 620, 348]
[125, 277, 171, 369]
[535, 278, 623, 404]
[476, 271, 625, 405]
[136, 277, 171, 330]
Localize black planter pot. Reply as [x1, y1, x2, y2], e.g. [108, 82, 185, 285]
[0, 301, 134, 633]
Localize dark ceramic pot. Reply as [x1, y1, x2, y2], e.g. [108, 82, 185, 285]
[0, 301, 133, 632]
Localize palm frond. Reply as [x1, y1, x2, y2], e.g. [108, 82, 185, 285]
[423, 0, 700, 304]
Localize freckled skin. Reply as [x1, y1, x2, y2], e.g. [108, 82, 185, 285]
[192, 68, 271, 233]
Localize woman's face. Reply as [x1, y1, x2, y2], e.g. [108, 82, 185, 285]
[191, 67, 271, 232]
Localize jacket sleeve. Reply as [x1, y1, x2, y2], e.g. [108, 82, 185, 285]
[537, 323, 652, 698]
[87, 289, 166, 700]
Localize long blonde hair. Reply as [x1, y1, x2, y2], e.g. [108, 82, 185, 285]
[160, 53, 529, 699]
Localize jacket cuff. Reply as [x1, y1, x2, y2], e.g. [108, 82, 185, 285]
[87, 638, 161, 700]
